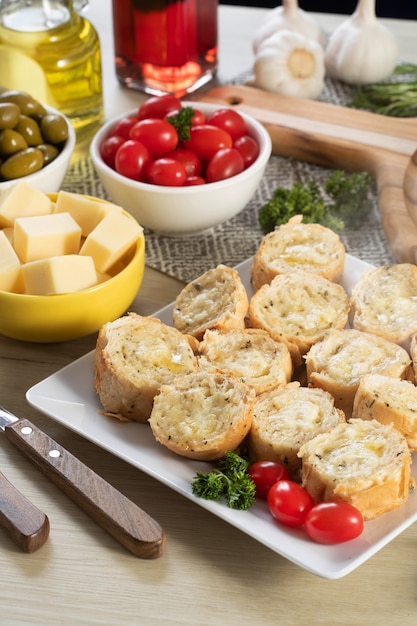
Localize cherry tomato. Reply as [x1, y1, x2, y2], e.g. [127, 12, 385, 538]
[248, 461, 291, 500]
[130, 118, 178, 156]
[115, 139, 151, 181]
[146, 157, 187, 186]
[164, 148, 202, 177]
[304, 502, 364, 544]
[184, 175, 206, 185]
[184, 124, 233, 161]
[207, 108, 247, 141]
[137, 94, 182, 120]
[234, 134, 260, 168]
[99, 135, 125, 168]
[111, 116, 138, 140]
[206, 147, 245, 183]
[267, 480, 314, 527]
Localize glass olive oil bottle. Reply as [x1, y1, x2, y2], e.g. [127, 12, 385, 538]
[0, 1, 103, 146]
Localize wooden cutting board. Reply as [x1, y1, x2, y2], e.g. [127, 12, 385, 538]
[198, 84, 417, 264]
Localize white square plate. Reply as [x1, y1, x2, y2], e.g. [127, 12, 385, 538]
[26, 254, 417, 579]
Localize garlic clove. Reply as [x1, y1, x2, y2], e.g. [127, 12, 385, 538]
[324, 0, 399, 85]
[253, 0, 327, 54]
[253, 30, 326, 100]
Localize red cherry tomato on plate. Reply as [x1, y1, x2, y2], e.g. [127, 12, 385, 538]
[234, 134, 260, 168]
[164, 148, 202, 177]
[115, 139, 151, 181]
[111, 116, 138, 139]
[304, 502, 364, 544]
[99, 135, 125, 168]
[184, 124, 233, 161]
[146, 158, 187, 186]
[248, 460, 291, 500]
[137, 94, 182, 120]
[130, 118, 178, 156]
[267, 480, 314, 527]
[206, 147, 245, 182]
[207, 108, 247, 141]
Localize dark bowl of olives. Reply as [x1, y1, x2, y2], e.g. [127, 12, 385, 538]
[0, 89, 76, 201]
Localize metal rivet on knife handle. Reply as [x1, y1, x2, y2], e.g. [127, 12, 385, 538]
[0, 470, 50, 553]
[5, 418, 165, 559]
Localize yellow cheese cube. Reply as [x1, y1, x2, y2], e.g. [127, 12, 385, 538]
[2, 226, 14, 245]
[54, 191, 122, 237]
[0, 230, 23, 292]
[0, 181, 52, 227]
[80, 211, 143, 273]
[14, 212, 82, 263]
[22, 255, 98, 295]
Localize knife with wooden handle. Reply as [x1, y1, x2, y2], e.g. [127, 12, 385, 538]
[0, 406, 165, 559]
[0, 469, 50, 553]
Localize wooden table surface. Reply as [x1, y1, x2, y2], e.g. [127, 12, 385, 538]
[1, 3, 417, 625]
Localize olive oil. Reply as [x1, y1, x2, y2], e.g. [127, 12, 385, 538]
[0, 2, 103, 147]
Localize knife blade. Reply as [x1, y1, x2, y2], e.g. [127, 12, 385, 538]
[0, 406, 165, 559]
[0, 468, 50, 553]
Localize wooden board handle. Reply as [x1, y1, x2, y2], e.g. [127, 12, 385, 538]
[0, 470, 50, 552]
[5, 419, 165, 559]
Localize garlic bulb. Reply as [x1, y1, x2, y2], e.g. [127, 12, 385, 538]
[324, 0, 399, 84]
[253, 0, 327, 54]
[253, 30, 325, 99]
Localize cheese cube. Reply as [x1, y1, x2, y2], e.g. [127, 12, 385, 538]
[54, 191, 122, 237]
[80, 211, 142, 273]
[0, 181, 52, 227]
[0, 230, 23, 292]
[14, 212, 82, 263]
[22, 255, 98, 295]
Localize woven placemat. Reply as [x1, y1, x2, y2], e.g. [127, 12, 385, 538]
[62, 74, 395, 284]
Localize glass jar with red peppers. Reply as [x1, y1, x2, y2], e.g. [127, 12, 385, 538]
[112, 0, 218, 97]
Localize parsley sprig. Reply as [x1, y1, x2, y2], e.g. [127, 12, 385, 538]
[191, 451, 256, 510]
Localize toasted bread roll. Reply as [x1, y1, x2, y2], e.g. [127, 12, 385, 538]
[149, 371, 255, 461]
[352, 374, 417, 451]
[410, 332, 417, 383]
[298, 418, 413, 520]
[248, 271, 350, 365]
[172, 264, 249, 340]
[94, 313, 198, 423]
[197, 328, 292, 394]
[251, 215, 346, 291]
[350, 263, 417, 351]
[247, 383, 345, 477]
[306, 329, 412, 416]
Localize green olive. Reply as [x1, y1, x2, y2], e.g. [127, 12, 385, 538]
[15, 115, 43, 146]
[0, 103, 20, 130]
[0, 90, 46, 117]
[0, 147, 44, 180]
[37, 143, 59, 165]
[0, 129, 28, 156]
[40, 113, 69, 144]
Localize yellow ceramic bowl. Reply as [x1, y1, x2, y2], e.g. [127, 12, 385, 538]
[0, 195, 145, 343]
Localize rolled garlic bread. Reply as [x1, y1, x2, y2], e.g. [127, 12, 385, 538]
[247, 382, 345, 478]
[149, 371, 255, 461]
[305, 328, 412, 416]
[197, 328, 292, 395]
[172, 264, 248, 340]
[350, 263, 417, 351]
[298, 418, 413, 520]
[251, 215, 346, 291]
[352, 374, 417, 452]
[249, 271, 350, 365]
[94, 313, 198, 423]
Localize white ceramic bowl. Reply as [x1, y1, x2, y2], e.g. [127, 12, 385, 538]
[90, 101, 272, 236]
[0, 106, 76, 203]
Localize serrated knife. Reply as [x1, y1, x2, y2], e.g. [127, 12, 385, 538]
[0, 406, 165, 559]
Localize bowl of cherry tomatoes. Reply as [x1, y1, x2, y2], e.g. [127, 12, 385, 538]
[90, 95, 272, 236]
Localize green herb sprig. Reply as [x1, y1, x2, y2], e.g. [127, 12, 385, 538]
[166, 106, 195, 141]
[191, 451, 256, 510]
